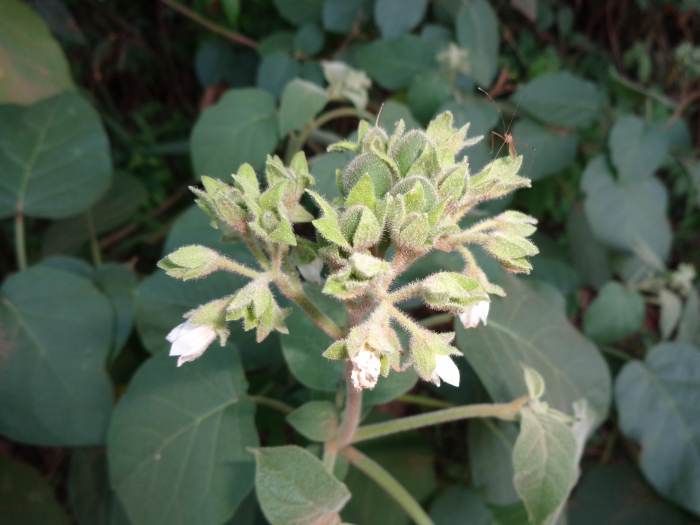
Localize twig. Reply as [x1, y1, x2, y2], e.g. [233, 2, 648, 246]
[159, 0, 257, 48]
[250, 396, 295, 415]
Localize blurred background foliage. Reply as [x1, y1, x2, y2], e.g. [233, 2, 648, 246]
[1, 0, 700, 524]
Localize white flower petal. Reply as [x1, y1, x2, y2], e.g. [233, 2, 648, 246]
[298, 259, 324, 285]
[167, 323, 217, 366]
[434, 354, 460, 387]
[166, 320, 194, 343]
[459, 301, 490, 329]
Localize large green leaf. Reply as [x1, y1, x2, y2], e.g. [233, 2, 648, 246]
[513, 409, 577, 525]
[252, 445, 350, 525]
[256, 51, 301, 100]
[408, 71, 452, 125]
[323, 0, 367, 34]
[278, 78, 328, 137]
[514, 71, 604, 129]
[42, 172, 147, 256]
[286, 401, 339, 442]
[134, 206, 282, 370]
[309, 151, 353, 201]
[375, 0, 428, 41]
[455, 0, 499, 87]
[0, 455, 70, 524]
[0, 0, 74, 105]
[378, 100, 421, 133]
[279, 283, 346, 391]
[272, 0, 323, 25]
[354, 35, 438, 91]
[568, 463, 693, 525]
[615, 343, 700, 516]
[566, 207, 612, 289]
[469, 419, 520, 505]
[341, 432, 437, 525]
[581, 155, 671, 261]
[609, 115, 669, 183]
[0, 92, 112, 219]
[583, 281, 645, 344]
[511, 119, 577, 181]
[95, 263, 139, 360]
[456, 276, 611, 422]
[0, 265, 114, 446]
[429, 485, 492, 525]
[191, 88, 278, 176]
[108, 346, 258, 525]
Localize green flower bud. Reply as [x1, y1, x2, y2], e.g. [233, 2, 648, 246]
[191, 177, 248, 230]
[421, 272, 488, 313]
[323, 253, 390, 299]
[390, 176, 437, 213]
[470, 156, 530, 201]
[233, 163, 260, 200]
[226, 281, 291, 342]
[185, 296, 231, 344]
[389, 130, 431, 177]
[484, 232, 539, 274]
[410, 330, 462, 385]
[340, 205, 382, 250]
[342, 152, 393, 198]
[158, 245, 225, 280]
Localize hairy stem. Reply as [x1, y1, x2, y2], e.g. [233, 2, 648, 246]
[387, 281, 422, 304]
[387, 304, 424, 337]
[220, 257, 264, 279]
[352, 396, 529, 444]
[324, 362, 363, 472]
[276, 277, 344, 339]
[345, 447, 435, 525]
[418, 313, 453, 328]
[456, 245, 478, 269]
[396, 394, 454, 409]
[159, 0, 257, 48]
[14, 213, 27, 271]
[244, 238, 271, 270]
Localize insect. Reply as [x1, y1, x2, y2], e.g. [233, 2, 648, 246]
[477, 87, 535, 168]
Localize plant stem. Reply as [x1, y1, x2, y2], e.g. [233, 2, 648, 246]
[456, 245, 477, 269]
[86, 211, 102, 267]
[417, 313, 453, 328]
[352, 396, 528, 444]
[14, 213, 27, 271]
[244, 238, 271, 270]
[387, 281, 422, 303]
[159, 0, 257, 48]
[387, 304, 424, 337]
[324, 363, 363, 472]
[345, 447, 435, 525]
[396, 394, 454, 409]
[276, 278, 344, 339]
[220, 257, 264, 279]
[250, 396, 295, 415]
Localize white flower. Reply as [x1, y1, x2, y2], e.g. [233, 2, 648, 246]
[297, 258, 324, 285]
[431, 354, 460, 387]
[458, 301, 490, 329]
[166, 320, 217, 367]
[350, 344, 381, 390]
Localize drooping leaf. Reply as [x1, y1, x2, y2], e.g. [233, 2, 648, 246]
[429, 485, 493, 525]
[279, 283, 346, 391]
[469, 419, 520, 505]
[375, 0, 428, 41]
[0, 265, 114, 446]
[251, 445, 350, 525]
[455, 0, 500, 87]
[0, 455, 71, 524]
[191, 88, 278, 176]
[0, 0, 74, 105]
[456, 276, 611, 422]
[514, 71, 604, 129]
[256, 51, 301, 100]
[511, 119, 577, 181]
[513, 409, 578, 525]
[278, 78, 329, 137]
[108, 347, 258, 525]
[615, 343, 700, 516]
[0, 92, 112, 220]
[609, 115, 669, 183]
[354, 35, 438, 91]
[583, 281, 645, 344]
[42, 172, 146, 256]
[568, 463, 693, 525]
[286, 401, 339, 442]
[581, 155, 671, 262]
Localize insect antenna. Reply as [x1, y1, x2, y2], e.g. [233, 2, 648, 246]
[478, 87, 509, 158]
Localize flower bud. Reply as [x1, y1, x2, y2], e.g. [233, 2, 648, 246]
[484, 232, 539, 274]
[458, 300, 490, 328]
[158, 245, 224, 280]
[341, 152, 393, 198]
[323, 253, 390, 299]
[166, 320, 218, 367]
[226, 281, 291, 342]
[421, 272, 488, 313]
[470, 156, 530, 201]
[322, 60, 371, 111]
[340, 205, 382, 250]
[431, 354, 460, 387]
[350, 344, 382, 390]
[410, 330, 462, 386]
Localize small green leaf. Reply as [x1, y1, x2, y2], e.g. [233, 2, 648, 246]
[256, 51, 301, 100]
[514, 71, 604, 129]
[375, 0, 428, 41]
[513, 409, 577, 524]
[429, 485, 492, 525]
[408, 71, 452, 125]
[109, 347, 258, 525]
[0, 0, 74, 104]
[455, 0, 499, 86]
[469, 419, 520, 505]
[609, 115, 669, 183]
[583, 281, 645, 344]
[0, 455, 71, 524]
[659, 288, 683, 340]
[363, 369, 418, 406]
[278, 78, 329, 137]
[0, 92, 112, 220]
[615, 343, 700, 516]
[308, 190, 352, 248]
[294, 23, 325, 56]
[566, 207, 612, 289]
[286, 401, 339, 442]
[251, 445, 351, 525]
[523, 366, 546, 400]
[272, 0, 323, 26]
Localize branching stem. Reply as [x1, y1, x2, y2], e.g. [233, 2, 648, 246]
[324, 363, 363, 472]
[275, 277, 345, 339]
[345, 447, 435, 525]
[220, 257, 265, 279]
[387, 281, 422, 303]
[352, 396, 528, 444]
[250, 396, 295, 415]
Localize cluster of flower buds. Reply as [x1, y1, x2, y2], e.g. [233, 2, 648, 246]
[158, 110, 538, 391]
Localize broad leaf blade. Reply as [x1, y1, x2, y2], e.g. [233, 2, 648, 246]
[252, 445, 351, 525]
[0, 266, 114, 446]
[0, 92, 112, 219]
[108, 347, 258, 525]
[375, 0, 428, 41]
[278, 78, 328, 137]
[455, 0, 499, 87]
[609, 115, 669, 183]
[583, 281, 645, 344]
[615, 343, 700, 516]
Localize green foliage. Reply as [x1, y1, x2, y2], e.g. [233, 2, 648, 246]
[286, 400, 339, 442]
[584, 281, 645, 343]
